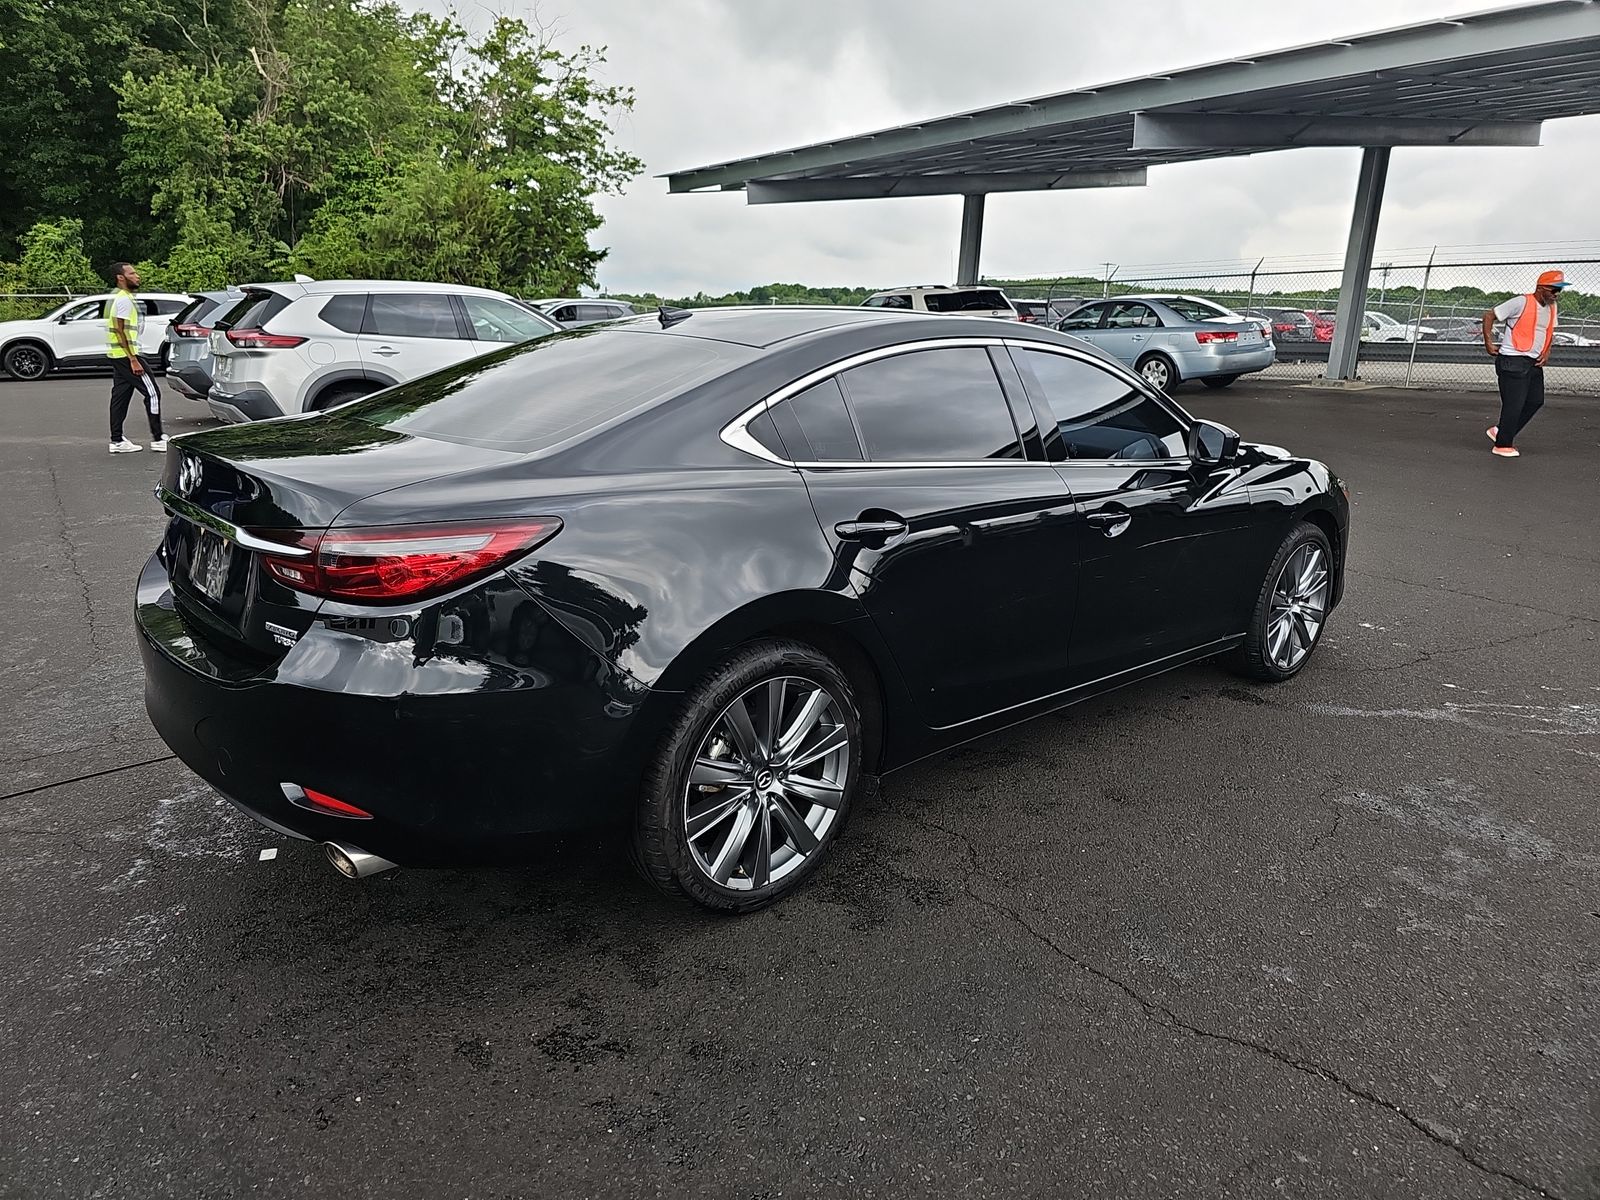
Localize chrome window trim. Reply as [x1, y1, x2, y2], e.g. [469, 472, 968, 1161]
[720, 335, 1197, 471]
[155, 484, 313, 557]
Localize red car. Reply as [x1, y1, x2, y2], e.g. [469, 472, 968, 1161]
[1307, 311, 1337, 343]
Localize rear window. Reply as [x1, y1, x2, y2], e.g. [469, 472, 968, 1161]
[922, 289, 1013, 313]
[170, 297, 206, 326]
[215, 290, 291, 331]
[1163, 297, 1233, 323]
[344, 329, 744, 454]
[320, 293, 367, 333]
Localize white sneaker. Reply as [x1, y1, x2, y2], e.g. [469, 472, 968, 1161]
[109, 439, 143, 454]
[149, 437, 170, 452]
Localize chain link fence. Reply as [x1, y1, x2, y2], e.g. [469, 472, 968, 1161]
[0, 290, 90, 323]
[1000, 251, 1600, 394]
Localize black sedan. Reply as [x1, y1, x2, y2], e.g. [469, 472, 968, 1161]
[137, 308, 1349, 911]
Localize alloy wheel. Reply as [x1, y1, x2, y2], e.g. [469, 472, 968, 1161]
[7, 347, 47, 380]
[1267, 542, 1329, 671]
[683, 675, 850, 891]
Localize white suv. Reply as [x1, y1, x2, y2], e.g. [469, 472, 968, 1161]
[205, 280, 562, 422]
[0, 292, 191, 381]
[861, 286, 1019, 319]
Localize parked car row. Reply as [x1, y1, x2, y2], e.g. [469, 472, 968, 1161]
[0, 292, 191, 381]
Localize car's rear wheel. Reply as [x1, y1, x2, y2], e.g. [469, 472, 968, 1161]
[1202, 374, 1239, 390]
[1136, 352, 1178, 392]
[633, 639, 861, 912]
[3, 342, 52, 381]
[1232, 522, 1333, 682]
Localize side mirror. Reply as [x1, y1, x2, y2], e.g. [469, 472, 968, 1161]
[1188, 420, 1240, 468]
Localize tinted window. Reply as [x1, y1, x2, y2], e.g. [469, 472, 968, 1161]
[150, 298, 188, 316]
[1057, 304, 1104, 331]
[347, 330, 742, 453]
[216, 290, 291, 331]
[550, 304, 579, 322]
[922, 289, 1012, 313]
[463, 295, 555, 343]
[320, 293, 367, 333]
[840, 348, 1021, 462]
[1013, 349, 1186, 461]
[169, 298, 205, 327]
[577, 304, 618, 323]
[365, 293, 462, 339]
[864, 294, 911, 310]
[775, 377, 862, 461]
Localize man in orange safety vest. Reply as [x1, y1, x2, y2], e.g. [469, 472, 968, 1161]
[1481, 269, 1569, 458]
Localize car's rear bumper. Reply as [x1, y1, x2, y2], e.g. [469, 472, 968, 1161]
[1173, 343, 1276, 379]
[135, 551, 653, 863]
[207, 383, 284, 423]
[171, 364, 213, 399]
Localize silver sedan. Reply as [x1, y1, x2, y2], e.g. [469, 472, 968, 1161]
[1056, 295, 1275, 391]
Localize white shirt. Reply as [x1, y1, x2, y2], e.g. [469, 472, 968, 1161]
[1492, 295, 1557, 358]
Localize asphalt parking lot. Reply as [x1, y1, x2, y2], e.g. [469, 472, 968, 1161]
[2, 375, 1597, 1200]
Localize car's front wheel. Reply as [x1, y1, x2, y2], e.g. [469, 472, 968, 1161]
[3, 342, 52, 381]
[1233, 522, 1334, 682]
[633, 639, 861, 912]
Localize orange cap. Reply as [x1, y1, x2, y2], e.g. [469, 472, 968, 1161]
[1536, 269, 1570, 290]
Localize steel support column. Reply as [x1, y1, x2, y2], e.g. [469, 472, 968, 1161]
[1327, 147, 1390, 381]
[956, 194, 986, 286]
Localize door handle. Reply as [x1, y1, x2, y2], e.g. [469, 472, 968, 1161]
[372, 346, 400, 357]
[835, 518, 908, 541]
[1087, 511, 1132, 538]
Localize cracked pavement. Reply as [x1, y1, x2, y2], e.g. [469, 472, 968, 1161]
[1, 377, 1597, 1199]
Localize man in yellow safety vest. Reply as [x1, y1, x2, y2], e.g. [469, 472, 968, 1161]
[106, 261, 167, 454]
[1481, 269, 1568, 459]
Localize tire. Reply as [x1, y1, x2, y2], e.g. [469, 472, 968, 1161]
[1202, 374, 1239, 390]
[311, 383, 376, 412]
[3, 342, 52, 382]
[1231, 521, 1334, 682]
[632, 638, 863, 913]
[1136, 352, 1179, 393]
[156, 346, 171, 374]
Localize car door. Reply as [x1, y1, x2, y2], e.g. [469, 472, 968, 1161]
[1007, 345, 1262, 682]
[766, 341, 1079, 730]
[52, 298, 108, 364]
[356, 293, 477, 382]
[1087, 301, 1164, 367]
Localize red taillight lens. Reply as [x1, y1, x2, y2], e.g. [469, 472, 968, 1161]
[256, 519, 561, 602]
[226, 328, 307, 349]
[173, 323, 210, 339]
[1194, 330, 1240, 344]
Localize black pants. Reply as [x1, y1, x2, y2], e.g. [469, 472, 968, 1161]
[109, 356, 163, 442]
[1493, 355, 1544, 448]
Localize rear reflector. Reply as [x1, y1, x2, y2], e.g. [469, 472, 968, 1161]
[283, 784, 373, 819]
[1194, 330, 1240, 344]
[255, 519, 562, 602]
[226, 328, 307, 349]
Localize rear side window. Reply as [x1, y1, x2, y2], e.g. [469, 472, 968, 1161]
[345, 330, 743, 454]
[839, 348, 1021, 462]
[769, 377, 863, 461]
[1012, 348, 1186, 461]
[1163, 298, 1232, 323]
[1057, 304, 1104, 331]
[149, 298, 188, 316]
[216, 291, 291, 331]
[320, 293, 367, 333]
[922, 289, 1012, 313]
[577, 304, 619, 323]
[463, 295, 556, 344]
[864, 294, 912, 310]
[365, 294, 463, 339]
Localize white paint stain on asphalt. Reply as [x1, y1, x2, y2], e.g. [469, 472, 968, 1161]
[1308, 699, 1600, 747]
[1336, 778, 1558, 865]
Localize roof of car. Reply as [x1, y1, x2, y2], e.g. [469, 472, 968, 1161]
[534, 297, 629, 306]
[869, 285, 1010, 295]
[250, 279, 520, 299]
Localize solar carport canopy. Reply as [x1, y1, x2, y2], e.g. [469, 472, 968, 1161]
[665, 1, 1600, 202]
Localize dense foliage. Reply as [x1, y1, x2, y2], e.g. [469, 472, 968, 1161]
[0, 0, 641, 307]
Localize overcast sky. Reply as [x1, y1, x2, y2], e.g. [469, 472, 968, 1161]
[446, 0, 1600, 294]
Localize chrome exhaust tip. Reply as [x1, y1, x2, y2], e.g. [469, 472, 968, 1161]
[322, 842, 398, 880]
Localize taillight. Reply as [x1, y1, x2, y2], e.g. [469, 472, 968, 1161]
[173, 323, 210, 339]
[1194, 330, 1240, 344]
[226, 328, 307, 349]
[255, 519, 561, 602]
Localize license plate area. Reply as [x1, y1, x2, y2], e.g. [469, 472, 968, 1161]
[188, 528, 235, 603]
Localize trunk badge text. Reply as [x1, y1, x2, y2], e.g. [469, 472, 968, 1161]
[264, 622, 300, 649]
